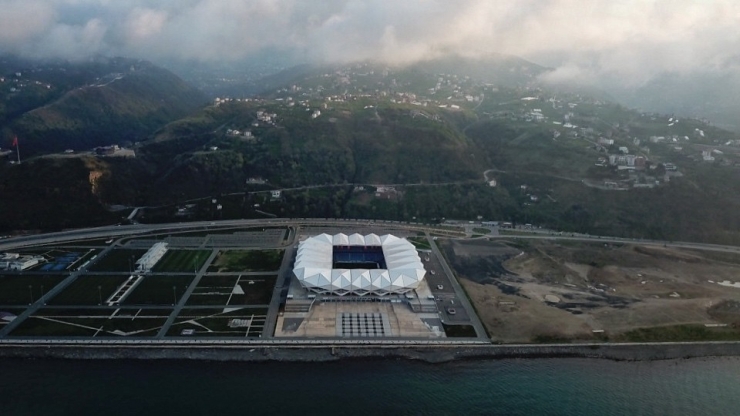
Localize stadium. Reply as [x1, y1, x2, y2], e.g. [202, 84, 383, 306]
[293, 233, 426, 296]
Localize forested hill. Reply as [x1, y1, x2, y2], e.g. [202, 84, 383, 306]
[5, 58, 740, 246]
[0, 56, 207, 155]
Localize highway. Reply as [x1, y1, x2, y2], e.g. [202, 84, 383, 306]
[2, 218, 739, 255]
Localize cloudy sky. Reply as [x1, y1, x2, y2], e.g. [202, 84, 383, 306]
[1, 0, 739, 85]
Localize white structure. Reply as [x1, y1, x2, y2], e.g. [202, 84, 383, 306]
[10, 257, 39, 271]
[0, 253, 20, 261]
[136, 242, 168, 272]
[0, 254, 42, 271]
[293, 233, 426, 296]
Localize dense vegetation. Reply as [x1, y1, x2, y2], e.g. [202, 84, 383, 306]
[0, 157, 118, 231]
[1, 56, 206, 155]
[5, 58, 740, 246]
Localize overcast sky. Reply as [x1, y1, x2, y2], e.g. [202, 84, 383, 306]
[1, 0, 739, 85]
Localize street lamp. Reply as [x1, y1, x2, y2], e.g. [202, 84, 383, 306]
[173, 286, 177, 305]
[28, 285, 33, 305]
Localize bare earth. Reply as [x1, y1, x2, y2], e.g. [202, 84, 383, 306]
[444, 239, 740, 343]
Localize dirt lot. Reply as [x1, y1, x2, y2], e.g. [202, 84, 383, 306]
[442, 239, 740, 343]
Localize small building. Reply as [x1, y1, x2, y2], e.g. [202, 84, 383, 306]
[136, 242, 168, 272]
[3, 256, 41, 271]
[271, 190, 282, 199]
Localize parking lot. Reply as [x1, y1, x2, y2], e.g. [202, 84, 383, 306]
[421, 248, 474, 324]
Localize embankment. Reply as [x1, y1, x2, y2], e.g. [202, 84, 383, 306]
[2, 342, 740, 363]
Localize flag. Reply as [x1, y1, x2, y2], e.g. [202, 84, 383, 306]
[11, 136, 18, 147]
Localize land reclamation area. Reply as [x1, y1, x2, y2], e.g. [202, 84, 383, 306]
[441, 238, 740, 343]
[4, 221, 740, 351]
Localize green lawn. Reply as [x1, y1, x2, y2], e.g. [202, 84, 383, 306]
[11, 314, 166, 337]
[616, 325, 740, 342]
[207, 250, 284, 272]
[152, 250, 212, 273]
[407, 237, 431, 250]
[187, 275, 277, 306]
[48, 275, 130, 305]
[442, 323, 478, 338]
[167, 307, 268, 337]
[0, 275, 68, 305]
[88, 249, 147, 272]
[121, 275, 194, 305]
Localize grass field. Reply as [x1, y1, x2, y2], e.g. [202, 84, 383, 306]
[408, 237, 431, 250]
[88, 249, 147, 272]
[0, 275, 68, 305]
[616, 325, 740, 342]
[187, 275, 277, 306]
[207, 250, 284, 272]
[48, 275, 130, 305]
[442, 323, 478, 338]
[152, 250, 212, 273]
[11, 309, 167, 337]
[167, 307, 268, 337]
[208, 250, 285, 272]
[122, 275, 194, 305]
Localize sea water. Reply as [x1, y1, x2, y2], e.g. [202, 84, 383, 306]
[1, 357, 739, 415]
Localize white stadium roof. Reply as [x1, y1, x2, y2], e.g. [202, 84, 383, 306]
[293, 233, 426, 296]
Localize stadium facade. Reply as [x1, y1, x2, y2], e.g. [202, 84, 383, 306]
[293, 233, 426, 296]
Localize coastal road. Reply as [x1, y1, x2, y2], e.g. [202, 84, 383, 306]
[427, 234, 489, 340]
[4, 218, 740, 265]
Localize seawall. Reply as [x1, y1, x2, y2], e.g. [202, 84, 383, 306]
[2, 342, 740, 363]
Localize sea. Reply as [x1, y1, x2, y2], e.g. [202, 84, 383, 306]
[1, 357, 739, 415]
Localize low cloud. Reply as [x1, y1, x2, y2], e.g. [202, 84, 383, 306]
[1, 0, 739, 87]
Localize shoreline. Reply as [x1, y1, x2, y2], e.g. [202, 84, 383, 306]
[2, 342, 740, 363]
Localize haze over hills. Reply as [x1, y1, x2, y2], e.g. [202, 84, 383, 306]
[612, 71, 740, 133]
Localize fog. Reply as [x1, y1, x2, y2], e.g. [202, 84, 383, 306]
[1, 0, 740, 87]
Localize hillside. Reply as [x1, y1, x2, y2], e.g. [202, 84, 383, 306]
[139, 98, 483, 199]
[614, 71, 740, 132]
[0, 56, 206, 155]
[0, 156, 118, 231]
[5, 59, 740, 246]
